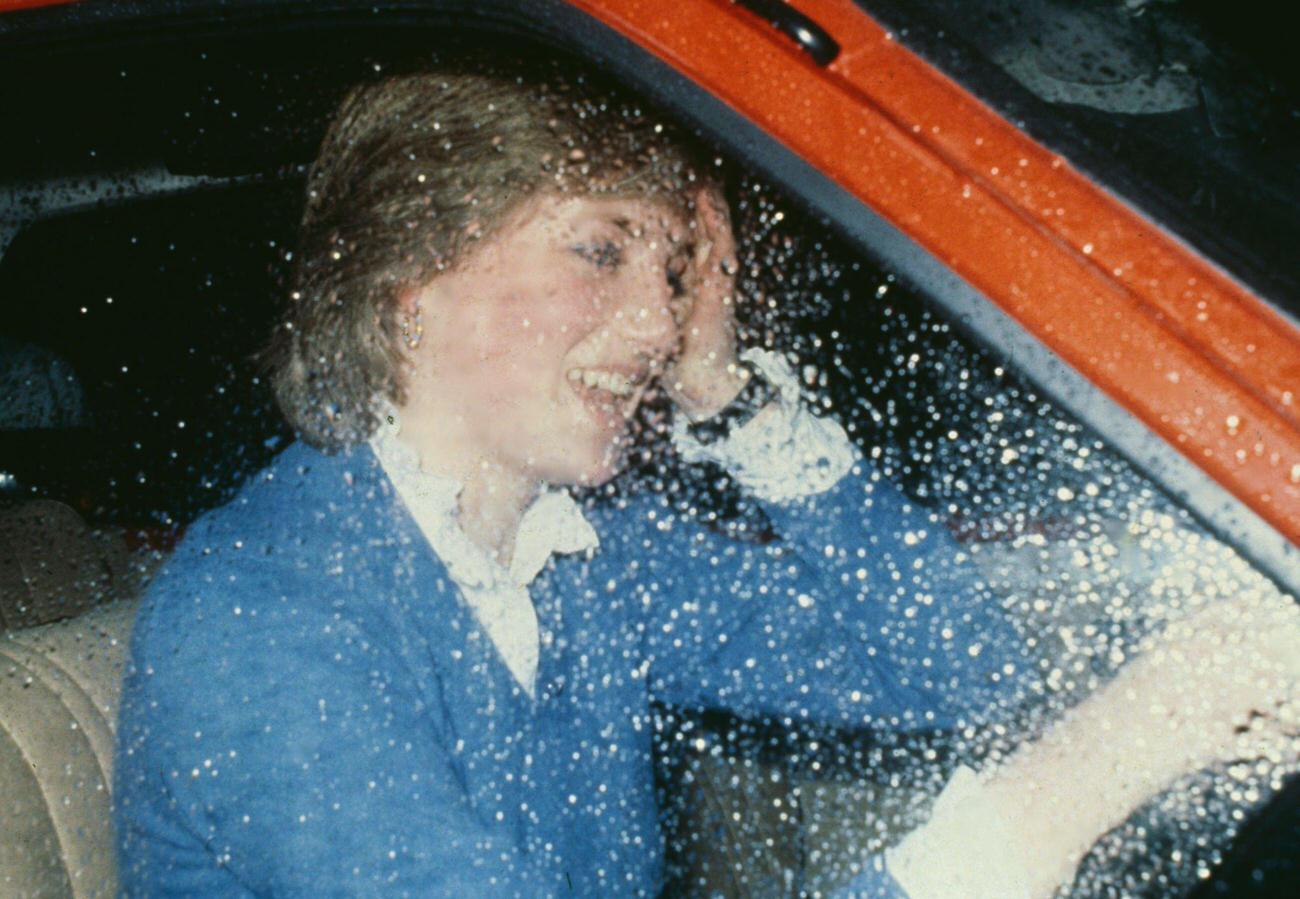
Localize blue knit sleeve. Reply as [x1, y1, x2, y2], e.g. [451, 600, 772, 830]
[113, 542, 557, 897]
[637, 456, 1032, 732]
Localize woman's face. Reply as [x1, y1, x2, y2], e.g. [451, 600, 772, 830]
[407, 191, 697, 487]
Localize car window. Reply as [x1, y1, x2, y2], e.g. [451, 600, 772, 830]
[651, 170, 1297, 897]
[1, 17, 1295, 898]
[854, 0, 1300, 317]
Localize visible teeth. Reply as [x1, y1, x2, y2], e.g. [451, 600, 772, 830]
[568, 368, 635, 397]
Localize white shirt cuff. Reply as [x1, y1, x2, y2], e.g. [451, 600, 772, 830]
[671, 348, 855, 503]
[886, 765, 1031, 899]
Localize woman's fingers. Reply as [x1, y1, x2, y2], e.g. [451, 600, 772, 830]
[688, 189, 738, 314]
[659, 187, 747, 420]
[694, 185, 736, 259]
[693, 238, 714, 271]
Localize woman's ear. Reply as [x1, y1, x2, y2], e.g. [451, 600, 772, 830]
[395, 285, 415, 317]
[396, 283, 429, 353]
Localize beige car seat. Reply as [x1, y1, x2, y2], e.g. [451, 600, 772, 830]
[1, 599, 136, 898]
[1, 499, 145, 898]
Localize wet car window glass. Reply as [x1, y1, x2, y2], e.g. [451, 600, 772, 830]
[853, 0, 1300, 315]
[0, 24, 1295, 898]
[663, 172, 1298, 896]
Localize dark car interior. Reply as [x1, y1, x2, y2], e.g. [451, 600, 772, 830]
[1, 2, 1296, 896]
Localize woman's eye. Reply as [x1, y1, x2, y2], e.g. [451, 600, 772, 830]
[572, 240, 623, 269]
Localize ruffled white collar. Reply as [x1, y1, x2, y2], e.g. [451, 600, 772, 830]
[369, 404, 599, 592]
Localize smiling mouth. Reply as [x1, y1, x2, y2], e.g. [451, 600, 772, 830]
[566, 366, 648, 419]
[567, 367, 637, 396]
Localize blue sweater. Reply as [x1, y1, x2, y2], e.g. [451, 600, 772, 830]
[113, 441, 1023, 896]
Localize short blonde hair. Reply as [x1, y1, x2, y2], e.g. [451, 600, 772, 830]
[267, 67, 709, 449]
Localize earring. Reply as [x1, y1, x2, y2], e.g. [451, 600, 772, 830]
[402, 303, 424, 350]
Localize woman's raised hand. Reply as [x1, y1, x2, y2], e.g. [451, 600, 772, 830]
[661, 187, 748, 421]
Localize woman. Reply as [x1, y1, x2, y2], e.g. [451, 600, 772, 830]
[113, 69, 1298, 897]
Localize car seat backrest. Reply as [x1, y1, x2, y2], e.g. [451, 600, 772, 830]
[0, 599, 136, 898]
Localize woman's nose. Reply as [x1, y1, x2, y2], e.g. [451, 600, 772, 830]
[610, 280, 679, 358]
